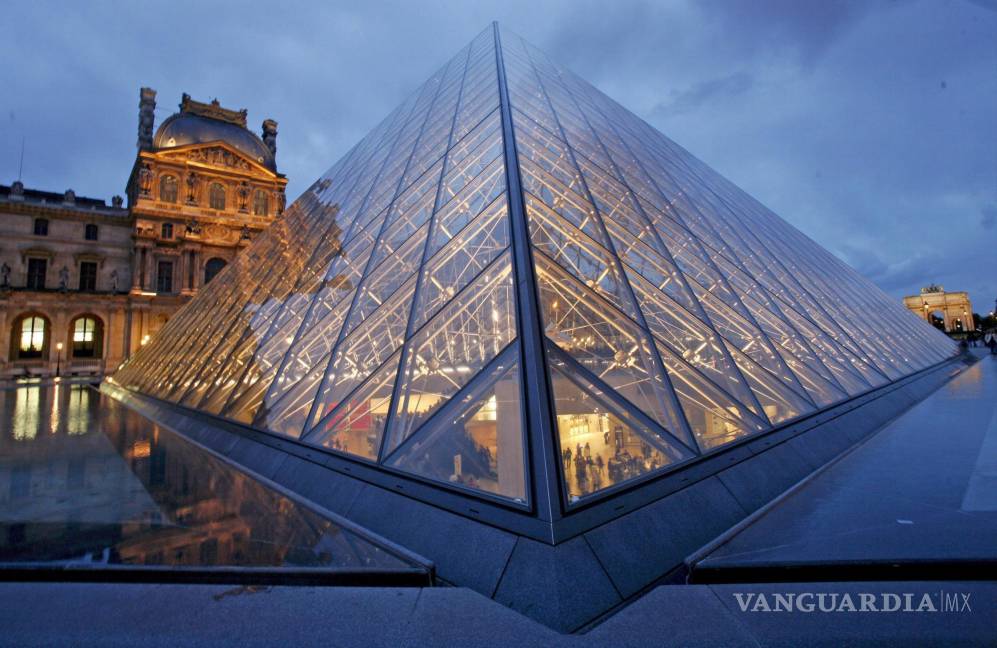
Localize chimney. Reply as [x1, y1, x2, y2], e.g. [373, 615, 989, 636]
[262, 119, 278, 158]
[137, 87, 157, 150]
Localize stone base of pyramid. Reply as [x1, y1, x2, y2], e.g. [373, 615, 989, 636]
[101, 354, 968, 632]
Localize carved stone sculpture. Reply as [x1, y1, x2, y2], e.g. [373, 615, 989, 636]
[138, 163, 153, 196]
[1, 262, 10, 287]
[186, 172, 199, 204]
[137, 87, 157, 150]
[237, 181, 250, 212]
[277, 189, 287, 215]
[58, 265, 70, 292]
[262, 119, 278, 157]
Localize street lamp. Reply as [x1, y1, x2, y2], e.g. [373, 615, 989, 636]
[56, 342, 63, 378]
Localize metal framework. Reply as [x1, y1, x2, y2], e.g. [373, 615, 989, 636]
[111, 23, 956, 531]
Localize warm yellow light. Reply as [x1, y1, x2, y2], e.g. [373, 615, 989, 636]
[132, 440, 151, 458]
[56, 342, 63, 351]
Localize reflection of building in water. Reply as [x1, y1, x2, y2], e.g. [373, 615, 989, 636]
[0, 89, 288, 380]
[0, 385, 394, 569]
[903, 285, 975, 333]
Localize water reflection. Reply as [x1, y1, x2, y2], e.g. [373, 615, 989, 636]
[0, 384, 414, 571]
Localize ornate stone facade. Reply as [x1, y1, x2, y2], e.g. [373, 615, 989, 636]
[903, 285, 975, 333]
[0, 89, 287, 379]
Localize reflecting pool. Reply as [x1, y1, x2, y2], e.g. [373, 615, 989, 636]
[0, 383, 422, 575]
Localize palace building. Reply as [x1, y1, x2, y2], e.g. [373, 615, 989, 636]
[0, 90, 287, 380]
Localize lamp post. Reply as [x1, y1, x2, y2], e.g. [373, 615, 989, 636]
[56, 342, 63, 378]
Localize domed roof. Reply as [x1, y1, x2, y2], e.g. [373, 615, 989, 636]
[153, 111, 276, 172]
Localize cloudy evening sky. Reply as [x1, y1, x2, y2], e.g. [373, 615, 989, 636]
[2, 0, 994, 312]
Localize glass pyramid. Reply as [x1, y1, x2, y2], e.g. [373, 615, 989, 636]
[111, 24, 957, 509]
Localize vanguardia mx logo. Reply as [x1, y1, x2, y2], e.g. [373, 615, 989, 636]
[732, 591, 972, 613]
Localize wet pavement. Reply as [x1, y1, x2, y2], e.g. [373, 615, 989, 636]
[0, 383, 428, 581]
[691, 352, 997, 581]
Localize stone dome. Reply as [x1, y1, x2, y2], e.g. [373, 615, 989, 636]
[153, 112, 276, 172]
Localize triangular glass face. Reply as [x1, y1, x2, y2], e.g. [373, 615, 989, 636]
[304, 350, 401, 461]
[382, 251, 517, 456]
[385, 343, 526, 503]
[534, 253, 693, 448]
[547, 349, 693, 503]
[112, 24, 957, 515]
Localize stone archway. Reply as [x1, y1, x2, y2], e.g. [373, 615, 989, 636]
[903, 286, 975, 333]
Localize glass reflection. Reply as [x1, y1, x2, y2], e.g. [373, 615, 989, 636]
[0, 384, 416, 571]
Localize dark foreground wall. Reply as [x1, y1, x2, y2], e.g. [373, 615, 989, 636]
[103, 356, 970, 632]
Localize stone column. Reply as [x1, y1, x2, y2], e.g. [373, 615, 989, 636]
[130, 247, 144, 293]
[145, 249, 156, 292]
[192, 249, 203, 292]
[177, 249, 189, 295]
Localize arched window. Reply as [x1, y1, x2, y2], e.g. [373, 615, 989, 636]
[253, 190, 269, 216]
[11, 314, 48, 360]
[204, 257, 227, 284]
[209, 183, 226, 210]
[70, 316, 103, 359]
[159, 175, 179, 203]
[84, 224, 99, 241]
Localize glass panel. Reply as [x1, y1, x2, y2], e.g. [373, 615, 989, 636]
[305, 275, 417, 433]
[343, 222, 428, 335]
[413, 194, 509, 330]
[654, 339, 766, 451]
[627, 269, 763, 419]
[547, 350, 692, 503]
[386, 344, 526, 503]
[305, 350, 402, 461]
[723, 340, 815, 425]
[526, 195, 640, 321]
[534, 253, 693, 448]
[383, 252, 517, 455]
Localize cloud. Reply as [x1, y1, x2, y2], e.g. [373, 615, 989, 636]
[982, 205, 997, 230]
[650, 72, 754, 118]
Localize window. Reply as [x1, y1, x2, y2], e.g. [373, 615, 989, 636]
[79, 262, 98, 292]
[204, 257, 227, 284]
[17, 316, 47, 359]
[160, 175, 179, 203]
[33, 219, 48, 236]
[71, 316, 101, 358]
[161, 223, 173, 239]
[84, 224, 99, 241]
[209, 183, 226, 210]
[253, 190, 269, 216]
[156, 260, 174, 294]
[26, 258, 47, 290]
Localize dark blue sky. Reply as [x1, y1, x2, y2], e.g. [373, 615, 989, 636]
[2, 0, 994, 312]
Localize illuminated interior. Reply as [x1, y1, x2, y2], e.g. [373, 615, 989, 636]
[112, 25, 957, 507]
